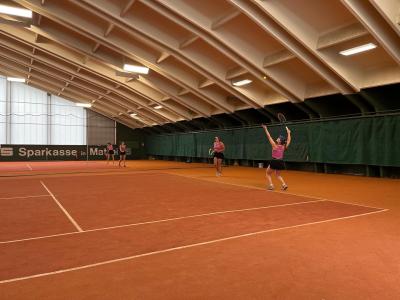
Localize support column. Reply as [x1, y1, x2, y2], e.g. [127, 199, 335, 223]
[5, 80, 11, 144]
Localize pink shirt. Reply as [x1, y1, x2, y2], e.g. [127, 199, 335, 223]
[272, 145, 285, 159]
[119, 145, 126, 152]
[213, 141, 224, 153]
[107, 144, 113, 151]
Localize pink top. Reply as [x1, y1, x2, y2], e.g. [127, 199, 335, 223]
[119, 144, 126, 152]
[272, 145, 285, 159]
[213, 141, 224, 153]
[107, 144, 113, 151]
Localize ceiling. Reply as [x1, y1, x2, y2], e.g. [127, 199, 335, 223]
[0, 0, 399, 129]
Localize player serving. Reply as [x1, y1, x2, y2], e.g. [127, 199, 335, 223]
[262, 124, 291, 190]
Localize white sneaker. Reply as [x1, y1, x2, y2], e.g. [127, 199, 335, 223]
[267, 184, 274, 190]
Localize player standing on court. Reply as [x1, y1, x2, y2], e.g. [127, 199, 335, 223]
[106, 142, 115, 165]
[119, 141, 127, 167]
[212, 136, 225, 177]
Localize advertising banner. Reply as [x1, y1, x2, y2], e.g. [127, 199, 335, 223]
[0, 145, 131, 161]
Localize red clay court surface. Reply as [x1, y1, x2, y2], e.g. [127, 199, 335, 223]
[0, 161, 129, 175]
[0, 160, 398, 299]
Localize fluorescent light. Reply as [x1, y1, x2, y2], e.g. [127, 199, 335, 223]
[0, 5, 32, 18]
[123, 64, 149, 74]
[154, 105, 162, 109]
[232, 79, 252, 87]
[339, 43, 377, 56]
[130, 113, 137, 117]
[7, 77, 25, 83]
[76, 103, 92, 108]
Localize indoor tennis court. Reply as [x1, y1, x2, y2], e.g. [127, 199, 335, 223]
[1, 0, 400, 299]
[1, 162, 399, 299]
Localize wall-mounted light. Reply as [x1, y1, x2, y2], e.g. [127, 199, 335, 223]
[339, 43, 377, 56]
[123, 64, 149, 74]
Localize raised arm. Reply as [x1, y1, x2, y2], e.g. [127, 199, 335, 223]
[285, 127, 291, 148]
[262, 124, 277, 148]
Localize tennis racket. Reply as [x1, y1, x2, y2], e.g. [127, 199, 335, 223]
[208, 148, 214, 156]
[277, 112, 287, 140]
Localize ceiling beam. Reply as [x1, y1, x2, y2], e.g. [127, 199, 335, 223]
[155, 0, 304, 102]
[211, 9, 241, 30]
[120, 0, 136, 17]
[233, 0, 358, 94]
[263, 50, 295, 67]
[317, 22, 369, 50]
[0, 27, 186, 123]
[77, 0, 261, 110]
[369, 0, 400, 37]
[0, 30, 173, 125]
[19, 0, 232, 116]
[342, 0, 400, 66]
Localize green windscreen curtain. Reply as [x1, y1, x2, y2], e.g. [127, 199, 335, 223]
[145, 114, 400, 167]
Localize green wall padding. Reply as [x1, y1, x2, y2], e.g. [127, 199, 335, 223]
[144, 115, 400, 167]
[116, 123, 146, 159]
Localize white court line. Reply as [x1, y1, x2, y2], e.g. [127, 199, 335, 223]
[26, 164, 33, 171]
[169, 172, 327, 201]
[0, 208, 388, 284]
[168, 173, 387, 210]
[0, 199, 325, 244]
[320, 198, 387, 211]
[0, 195, 50, 200]
[40, 181, 83, 232]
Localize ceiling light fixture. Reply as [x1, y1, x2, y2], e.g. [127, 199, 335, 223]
[123, 64, 149, 74]
[75, 103, 92, 108]
[339, 43, 377, 56]
[232, 79, 252, 87]
[7, 77, 25, 83]
[153, 105, 163, 109]
[130, 113, 140, 119]
[0, 5, 32, 18]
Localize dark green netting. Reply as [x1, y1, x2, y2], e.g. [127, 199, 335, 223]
[145, 115, 400, 167]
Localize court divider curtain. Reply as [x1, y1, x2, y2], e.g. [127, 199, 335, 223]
[51, 95, 86, 145]
[0, 77, 89, 145]
[10, 82, 48, 144]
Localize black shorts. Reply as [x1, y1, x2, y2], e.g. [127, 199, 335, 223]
[213, 152, 224, 159]
[120, 152, 126, 156]
[268, 159, 285, 170]
[108, 150, 114, 155]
